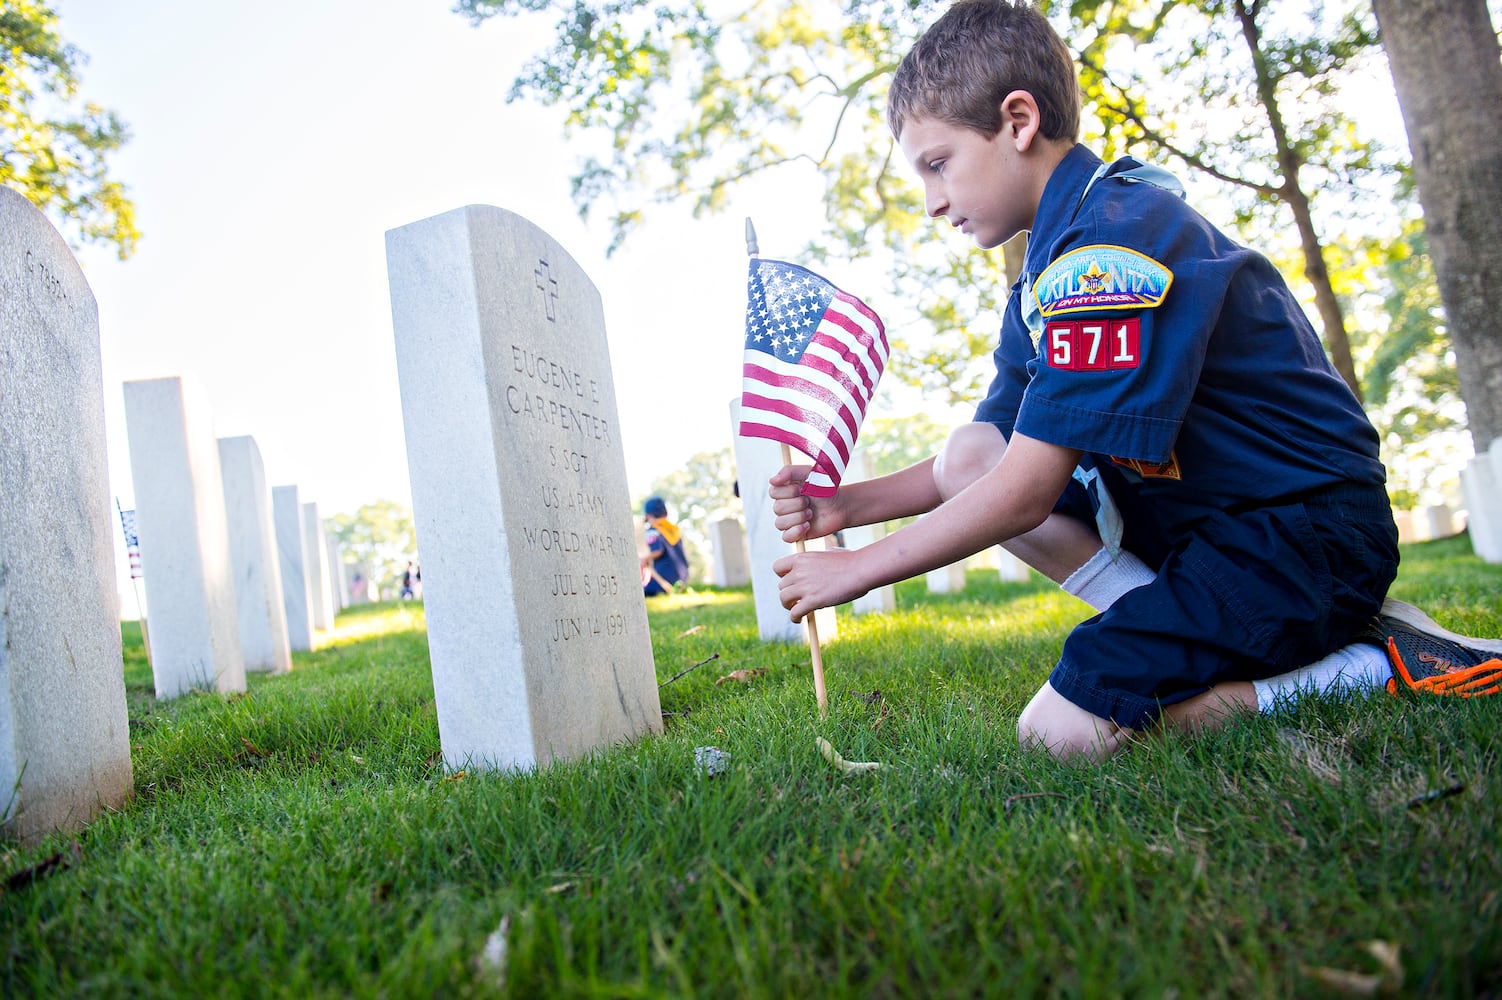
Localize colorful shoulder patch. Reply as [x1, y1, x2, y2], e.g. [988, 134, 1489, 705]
[1033, 245, 1173, 318]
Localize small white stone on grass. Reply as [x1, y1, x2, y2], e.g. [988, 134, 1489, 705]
[694, 746, 731, 777]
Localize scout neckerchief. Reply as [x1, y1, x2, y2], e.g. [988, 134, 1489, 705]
[650, 517, 682, 547]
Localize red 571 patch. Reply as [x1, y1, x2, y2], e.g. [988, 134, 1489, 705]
[1044, 317, 1141, 371]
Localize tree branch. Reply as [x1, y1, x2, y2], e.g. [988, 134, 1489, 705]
[1082, 49, 1281, 198]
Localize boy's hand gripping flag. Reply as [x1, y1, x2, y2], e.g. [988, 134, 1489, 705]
[740, 257, 888, 495]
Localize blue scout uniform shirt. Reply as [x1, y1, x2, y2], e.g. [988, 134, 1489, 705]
[974, 144, 1384, 522]
[646, 527, 688, 585]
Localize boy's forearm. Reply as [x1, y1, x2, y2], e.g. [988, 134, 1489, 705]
[854, 435, 1079, 590]
[838, 456, 942, 528]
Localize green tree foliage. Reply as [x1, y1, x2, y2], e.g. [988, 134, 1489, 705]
[855, 411, 957, 479]
[0, 0, 139, 259]
[463, 0, 1459, 495]
[1070, 0, 1394, 399]
[326, 499, 418, 596]
[1332, 219, 1466, 508]
[457, 0, 1009, 405]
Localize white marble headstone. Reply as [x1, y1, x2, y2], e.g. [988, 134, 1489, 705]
[301, 502, 335, 632]
[1461, 438, 1502, 563]
[0, 186, 132, 841]
[925, 561, 968, 594]
[218, 436, 291, 673]
[325, 533, 348, 610]
[708, 516, 751, 587]
[386, 205, 662, 771]
[1422, 504, 1453, 541]
[123, 375, 246, 698]
[996, 547, 1031, 584]
[272, 485, 314, 651]
[845, 516, 898, 616]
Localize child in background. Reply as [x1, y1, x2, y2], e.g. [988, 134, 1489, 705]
[641, 496, 689, 597]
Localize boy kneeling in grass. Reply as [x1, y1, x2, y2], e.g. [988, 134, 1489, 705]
[770, 0, 1502, 761]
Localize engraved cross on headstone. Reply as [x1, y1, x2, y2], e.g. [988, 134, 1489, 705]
[535, 259, 559, 322]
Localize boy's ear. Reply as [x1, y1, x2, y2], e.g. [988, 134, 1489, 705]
[998, 89, 1043, 150]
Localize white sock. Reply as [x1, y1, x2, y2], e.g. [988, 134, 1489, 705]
[1251, 642, 1390, 714]
[1061, 546, 1155, 612]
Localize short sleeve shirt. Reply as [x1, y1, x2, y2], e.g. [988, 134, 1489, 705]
[647, 527, 687, 585]
[975, 144, 1384, 511]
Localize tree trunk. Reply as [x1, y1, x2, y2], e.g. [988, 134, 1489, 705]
[1237, 0, 1361, 400]
[1282, 178, 1360, 401]
[1373, 0, 1502, 451]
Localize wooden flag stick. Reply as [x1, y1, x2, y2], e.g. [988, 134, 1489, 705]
[747, 217, 827, 719]
[133, 588, 153, 668]
[782, 441, 829, 719]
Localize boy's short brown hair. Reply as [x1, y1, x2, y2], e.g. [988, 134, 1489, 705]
[887, 0, 1081, 142]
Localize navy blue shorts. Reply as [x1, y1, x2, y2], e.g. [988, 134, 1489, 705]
[1047, 475, 1399, 729]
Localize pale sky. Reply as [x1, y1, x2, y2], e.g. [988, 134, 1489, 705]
[53, 0, 839, 524]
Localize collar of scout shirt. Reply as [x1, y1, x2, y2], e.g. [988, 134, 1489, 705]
[1018, 145, 1186, 340]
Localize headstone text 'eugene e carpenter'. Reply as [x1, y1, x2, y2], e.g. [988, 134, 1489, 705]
[386, 206, 660, 773]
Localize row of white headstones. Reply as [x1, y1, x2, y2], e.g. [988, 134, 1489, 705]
[122, 377, 356, 697]
[0, 185, 1034, 845]
[13, 182, 1491, 846]
[0, 188, 380, 843]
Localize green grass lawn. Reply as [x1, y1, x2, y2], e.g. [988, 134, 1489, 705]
[3, 536, 1500, 997]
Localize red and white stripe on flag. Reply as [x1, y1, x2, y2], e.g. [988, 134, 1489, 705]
[118, 507, 143, 579]
[740, 258, 887, 497]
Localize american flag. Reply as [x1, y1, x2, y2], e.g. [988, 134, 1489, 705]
[740, 258, 888, 497]
[117, 506, 143, 579]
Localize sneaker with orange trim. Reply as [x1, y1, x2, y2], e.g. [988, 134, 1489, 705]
[1369, 600, 1502, 698]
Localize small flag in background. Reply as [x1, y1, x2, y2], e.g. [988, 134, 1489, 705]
[740, 257, 888, 497]
[117, 506, 143, 579]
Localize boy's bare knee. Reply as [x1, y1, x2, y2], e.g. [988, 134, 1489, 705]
[1017, 681, 1129, 762]
[934, 422, 1007, 500]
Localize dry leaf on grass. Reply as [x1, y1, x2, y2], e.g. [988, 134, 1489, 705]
[4, 840, 82, 893]
[1364, 941, 1403, 989]
[678, 625, 705, 637]
[476, 914, 510, 991]
[816, 737, 881, 773]
[715, 668, 765, 685]
[1302, 967, 1383, 997]
[1301, 940, 1402, 996]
